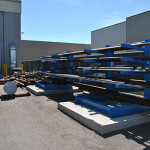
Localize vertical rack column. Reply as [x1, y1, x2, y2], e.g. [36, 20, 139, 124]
[55, 55, 61, 74]
[105, 51, 114, 90]
[0, 39, 2, 74]
[67, 52, 73, 82]
[55, 55, 61, 79]
[144, 45, 150, 99]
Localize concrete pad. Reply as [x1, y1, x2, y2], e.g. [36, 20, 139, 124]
[26, 85, 81, 96]
[58, 101, 150, 135]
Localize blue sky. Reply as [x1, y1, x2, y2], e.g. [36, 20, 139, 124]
[21, 0, 150, 44]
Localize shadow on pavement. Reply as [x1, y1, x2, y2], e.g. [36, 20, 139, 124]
[46, 92, 150, 149]
[1, 97, 15, 101]
[46, 93, 75, 103]
[102, 122, 150, 149]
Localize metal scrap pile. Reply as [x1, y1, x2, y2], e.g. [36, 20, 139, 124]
[0, 72, 39, 87]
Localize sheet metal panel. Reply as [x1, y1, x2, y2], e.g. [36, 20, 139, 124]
[0, 1, 21, 13]
[91, 22, 126, 49]
[0, 12, 3, 73]
[4, 12, 21, 72]
[126, 11, 150, 43]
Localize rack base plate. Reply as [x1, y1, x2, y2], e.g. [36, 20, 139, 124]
[58, 101, 150, 135]
[26, 85, 81, 96]
[75, 94, 150, 118]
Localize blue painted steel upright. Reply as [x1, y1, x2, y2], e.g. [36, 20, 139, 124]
[56, 56, 61, 73]
[105, 50, 114, 90]
[67, 52, 73, 82]
[144, 45, 150, 99]
[75, 94, 150, 118]
[52, 54, 61, 78]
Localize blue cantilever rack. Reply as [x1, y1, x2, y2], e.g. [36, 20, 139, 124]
[120, 42, 150, 99]
[75, 40, 150, 118]
[38, 40, 150, 118]
[37, 52, 73, 90]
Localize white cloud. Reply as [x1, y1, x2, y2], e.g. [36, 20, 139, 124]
[101, 12, 125, 27]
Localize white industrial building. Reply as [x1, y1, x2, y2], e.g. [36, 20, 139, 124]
[91, 10, 150, 49]
[0, 0, 21, 74]
[0, 1, 150, 75]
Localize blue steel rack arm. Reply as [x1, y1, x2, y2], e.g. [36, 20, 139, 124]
[40, 56, 52, 59]
[121, 39, 150, 52]
[84, 49, 105, 54]
[120, 57, 147, 64]
[121, 43, 146, 51]
[145, 39, 150, 43]
[84, 59, 102, 63]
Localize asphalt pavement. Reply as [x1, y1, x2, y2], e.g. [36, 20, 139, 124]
[0, 86, 149, 150]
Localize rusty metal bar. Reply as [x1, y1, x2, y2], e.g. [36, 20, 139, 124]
[60, 42, 150, 56]
[85, 75, 150, 88]
[40, 75, 150, 107]
[131, 56, 150, 60]
[80, 67, 149, 73]
[92, 42, 150, 52]
[41, 56, 150, 63]
[0, 92, 31, 99]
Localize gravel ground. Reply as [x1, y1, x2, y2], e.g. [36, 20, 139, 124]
[0, 85, 150, 150]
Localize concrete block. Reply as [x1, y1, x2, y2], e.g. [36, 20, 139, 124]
[26, 85, 81, 96]
[58, 101, 150, 134]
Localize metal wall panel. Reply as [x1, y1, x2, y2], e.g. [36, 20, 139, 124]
[0, 12, 3, 73]
[0, 1, 21, 13]
[21, 40, 91, 61]
[4, 12, 21, 72]
[0, 39, 2, 73]
[126, 11, 150, 43]
[91, 22, 126, 49]
[0, 13, 3, 40]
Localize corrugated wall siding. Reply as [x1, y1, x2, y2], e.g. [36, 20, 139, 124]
[0, 12, 3, 72]
[126, 11, 150, 43]
[3, 12, 21, 72]
[0, 1, 21, 14]
[91, 22, 126, 49]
